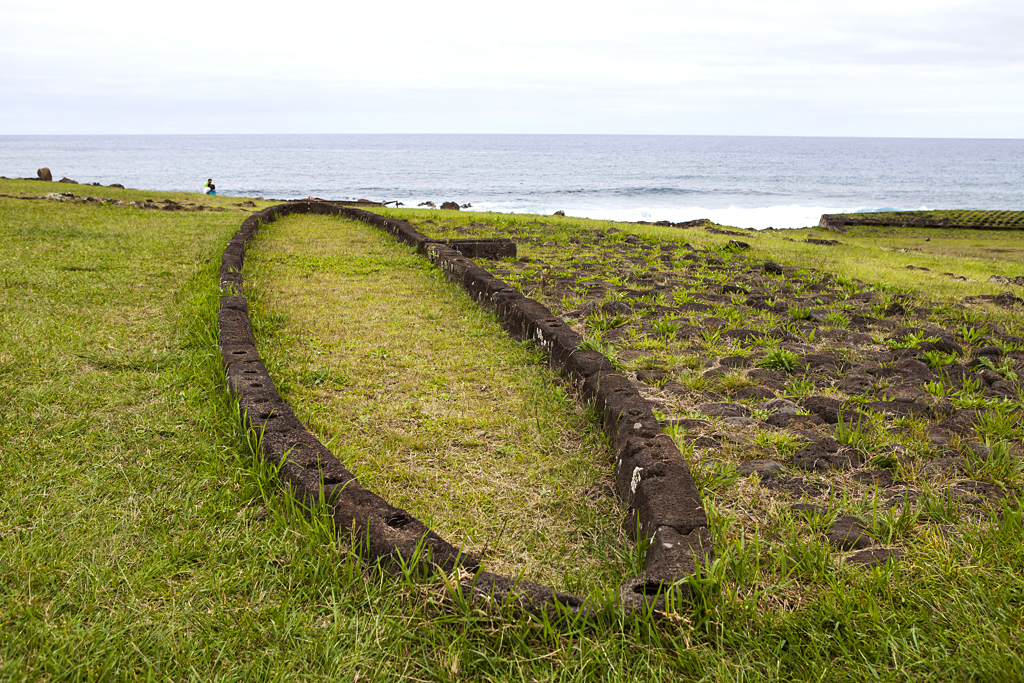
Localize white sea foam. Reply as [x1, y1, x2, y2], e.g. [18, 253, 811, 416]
[455, 202, 865, 230]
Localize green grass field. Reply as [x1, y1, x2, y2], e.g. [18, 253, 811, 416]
[3, 181, 1024, 681]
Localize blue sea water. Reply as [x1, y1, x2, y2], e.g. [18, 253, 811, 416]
[1, 134, 1022, 229]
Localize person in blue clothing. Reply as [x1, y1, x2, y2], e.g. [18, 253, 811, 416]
[204, 179, 217, 195]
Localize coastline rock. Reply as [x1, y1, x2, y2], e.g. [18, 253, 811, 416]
[440, 201, 460, 210]
[37, 167, 52, 182]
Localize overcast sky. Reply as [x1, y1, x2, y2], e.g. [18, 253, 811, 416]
[2, 0, 1022, 137]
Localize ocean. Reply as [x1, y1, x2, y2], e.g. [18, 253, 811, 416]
[2, 134, 1022, 229]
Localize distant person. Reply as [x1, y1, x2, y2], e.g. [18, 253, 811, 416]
[204, 179, 216, 195]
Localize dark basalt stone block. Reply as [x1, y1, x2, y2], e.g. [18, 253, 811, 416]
[343, 208, 431, 251]
[459, 269, 518, 309]
[732, 385, 776, 401]
[238, 396, 304, 434]
[532, 317, 582, 369]
[594, 385, 645, 436]
[620, 526, 714, 611]
[428, 244, 473, 282]
[331, 490, 473, 574]
[464, 571, 586, 616]
[221, 252, 243, 273]
[226, 367, 279, 402]
[219, 271, 243, 293]
[263, 431, 360, 496]
[564, 349, 615, 384]
[624, 464, 708, 541]
[220, 295, 248, 313]
[443, 238, 517, 259]
[218, 307, 256, 347]
[221, 344, 261, 369]
[643, 526, 714, 581]
[615, 436, 705, 529]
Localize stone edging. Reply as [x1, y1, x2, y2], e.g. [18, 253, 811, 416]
[217, 200, 712, 614]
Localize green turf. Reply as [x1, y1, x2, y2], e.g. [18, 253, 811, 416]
[242, 213, 631, 591]
[3, 184, 1024, 680]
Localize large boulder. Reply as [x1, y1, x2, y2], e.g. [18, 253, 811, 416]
[440, 201, 460, 210]
[37, 167, 52, 182]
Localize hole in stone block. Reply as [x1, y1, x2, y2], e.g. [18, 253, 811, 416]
[232, 350, 247, 355]
[385, 513, 413, 529]
[633, 581, 664, 596]
[250, 383, 263, 388]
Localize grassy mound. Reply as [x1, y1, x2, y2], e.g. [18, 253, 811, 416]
[821, 209, 1024, 231]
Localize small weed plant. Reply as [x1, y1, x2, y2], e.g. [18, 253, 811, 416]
[922, 350, 958, 368]
[759, 347, 801, 373]
[652, 318, 679, 341]
[836, 413, 873, 450]
[789, 305, 813, 321]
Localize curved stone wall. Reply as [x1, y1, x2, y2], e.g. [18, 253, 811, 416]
[217, 200, 712, 614]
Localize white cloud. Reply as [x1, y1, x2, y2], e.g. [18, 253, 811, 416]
[1, 0, 1021, 134]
